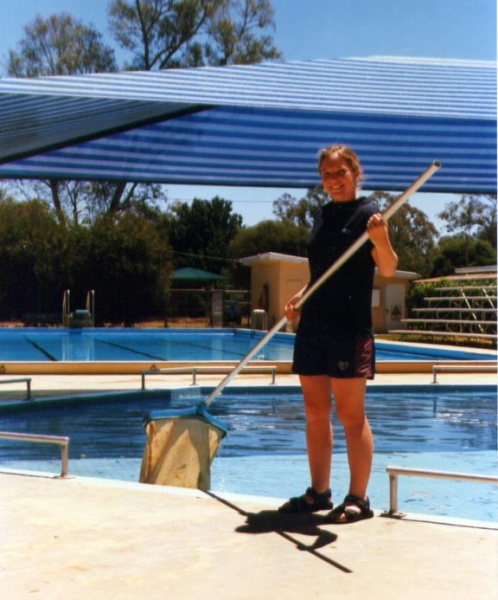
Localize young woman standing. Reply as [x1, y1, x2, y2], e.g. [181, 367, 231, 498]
[279, 144, 398, 524]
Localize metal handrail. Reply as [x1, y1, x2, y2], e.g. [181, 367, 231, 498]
[0, 377, 32, 400]
[141, 365, 277, 389]
[432, 363, 497, 383]
[385, 465, 498, 517]
[86, 289, 95, 316]
[0, 431, 69, 478]
[62, 289, 70, 327]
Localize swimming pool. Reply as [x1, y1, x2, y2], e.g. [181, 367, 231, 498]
[0, 385, 496, 523]
[0, 328, 494, 365]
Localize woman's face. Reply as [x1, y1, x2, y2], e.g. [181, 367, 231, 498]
[319, 153, 359, 202]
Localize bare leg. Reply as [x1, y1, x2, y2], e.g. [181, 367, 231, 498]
[332, 377, 373, 499]
[300, 375, 333, 494]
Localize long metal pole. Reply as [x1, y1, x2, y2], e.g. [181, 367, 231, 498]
[201, 161, 441, 408]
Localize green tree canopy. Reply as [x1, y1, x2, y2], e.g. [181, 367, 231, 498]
[82, 212, 172, 324]
[168, 197, 243, 273]
[8, 12, 117, 76]
[228, 219, 310, 259]
[430, 236, 497, 277]
[438, 194, 497, 250]
[108, 0, 281, 70]
[371, 191, 439, 278]
[0, 197, 66, 318]
[272, 186, 328, 228]
[0, 194, 172, 324]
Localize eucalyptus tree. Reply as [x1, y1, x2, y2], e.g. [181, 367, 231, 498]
[370, 191, 439, 278]
[0, 196, 66, 318]
[438, 194, 497, 250]
[84, 211, 173, 324]
[228, 219, 310, 259]
[5, 13, 134, 226]
[272, 186, 329, 228]
[167, 197, 243, 273]
[108, 0, 281, 69]
[7, 12, 117, 77]
[431, 236, 496, 277]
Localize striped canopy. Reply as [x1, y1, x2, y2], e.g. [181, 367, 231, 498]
[0, 56, 495, 193]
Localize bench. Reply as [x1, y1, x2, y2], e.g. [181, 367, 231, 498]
[425, 296, 497, 303]
[433, 286, 496, 292]
[389, 329, 497, 341]
[401, 318, 496, 326]
[412, 308, 496, 314]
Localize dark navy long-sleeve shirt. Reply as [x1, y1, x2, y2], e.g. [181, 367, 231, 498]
[297, 197, 378, 335]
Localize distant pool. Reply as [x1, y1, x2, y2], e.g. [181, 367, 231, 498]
[0, 385, 496, 523]
[0, 328, 494, 363]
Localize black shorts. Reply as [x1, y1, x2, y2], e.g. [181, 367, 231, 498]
[292, 332, 375, 379]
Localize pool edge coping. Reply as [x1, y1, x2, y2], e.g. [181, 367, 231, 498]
[0, 467, 496, 532]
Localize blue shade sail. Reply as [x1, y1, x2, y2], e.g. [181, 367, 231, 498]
[0, 57, 495, 193]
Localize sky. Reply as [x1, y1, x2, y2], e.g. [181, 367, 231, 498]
[2, 0, 496, 228]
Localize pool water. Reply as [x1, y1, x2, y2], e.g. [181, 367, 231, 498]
[0, 328, 495, 362]
[0, 385, 496, 523]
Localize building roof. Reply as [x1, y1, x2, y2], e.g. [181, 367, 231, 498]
[240, 252, 420, 280]
[240, 252, 308, 265]
[171, 267, 228, 281]
[0, 57, 495, 193]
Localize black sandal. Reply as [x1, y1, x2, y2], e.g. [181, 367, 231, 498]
[278, 487, 333, 514]
[325, 494, 373, 524]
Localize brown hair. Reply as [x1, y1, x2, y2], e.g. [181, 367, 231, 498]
[317, 144, 363, 182]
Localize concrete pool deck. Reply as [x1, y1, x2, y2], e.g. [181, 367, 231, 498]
[1, 370, 497, 599]
[0, 368, 496, 398]
[1, 470, 497, 599]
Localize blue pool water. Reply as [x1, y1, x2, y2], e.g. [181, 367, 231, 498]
[0, 385, 496, 523]
[0, 328, 494, 362]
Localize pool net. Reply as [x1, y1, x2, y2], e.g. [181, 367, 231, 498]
[139, 416, 225, 490]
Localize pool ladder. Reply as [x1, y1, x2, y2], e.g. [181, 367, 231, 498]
[62, 289, 95, 328]
[251, 309, 267, 331]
